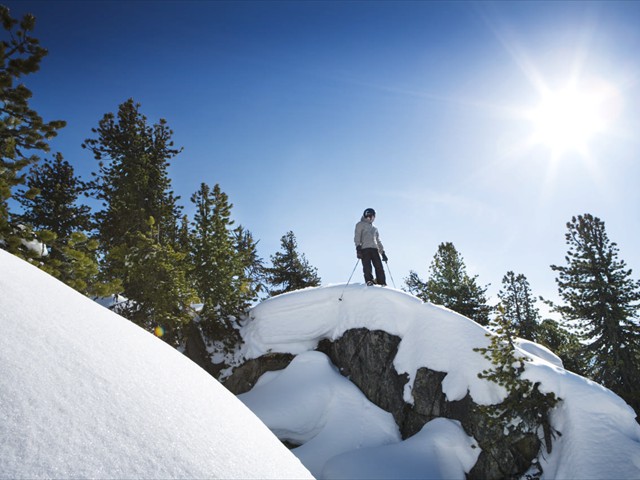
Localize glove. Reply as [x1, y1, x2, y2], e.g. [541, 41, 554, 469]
[356, 246, 362, 259]
[381, 251, 388, 262]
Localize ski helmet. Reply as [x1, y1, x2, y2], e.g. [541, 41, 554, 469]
[363, 208, 376, 218]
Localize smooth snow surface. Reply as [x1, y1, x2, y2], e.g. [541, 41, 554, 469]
[239, 283, 640, 479]
[0, 249, 312, 480]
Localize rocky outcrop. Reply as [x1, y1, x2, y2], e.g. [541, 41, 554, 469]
[223, 353, 295, 395]
[316, 329, 408, 426]
[222, 327, 545, 479]
[185, 323, 295, 395]
[184, 322, 220, 378]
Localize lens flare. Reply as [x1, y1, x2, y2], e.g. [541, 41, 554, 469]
[528, 77, 622, 158]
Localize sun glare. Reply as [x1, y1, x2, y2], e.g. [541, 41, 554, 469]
[528, 80, 621, 157]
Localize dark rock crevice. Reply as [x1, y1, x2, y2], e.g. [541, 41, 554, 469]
[223, 352, 295, 395]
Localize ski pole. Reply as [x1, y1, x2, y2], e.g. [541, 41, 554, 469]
[339, 259, 360, 302]
[384, 261, 396, 288]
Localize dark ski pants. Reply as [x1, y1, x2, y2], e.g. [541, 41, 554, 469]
[361, 248, 386, 285]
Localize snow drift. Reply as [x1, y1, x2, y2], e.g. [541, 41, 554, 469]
[0, 249, 312, 479]
[237, 284, 640, 479]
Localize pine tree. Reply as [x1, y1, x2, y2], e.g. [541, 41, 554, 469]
[497, 271, 540, 341]
[116, 219, 197, 346]
[0, 5, 65, 250]
[266, 230, 321, 296]
[405, 242, 492, 325]
[235, 225, 266, 299]
[17, 152, 91, 237]
[536, 319, 589, 377]
[82, 98, 182, 260]
[474, 307, 561, 477]
[14, 153, 110, 296]
[189, 183, 256, 344]
[550, 214, 640, 416]
[82, 99, 192, 340]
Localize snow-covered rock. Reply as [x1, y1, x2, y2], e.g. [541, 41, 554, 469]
[234, 283, 640, 479]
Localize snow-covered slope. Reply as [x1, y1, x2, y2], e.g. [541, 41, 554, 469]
[238, 284, 640, 479]
[0, 249, 312, 479]
[4, 244, 638, 480]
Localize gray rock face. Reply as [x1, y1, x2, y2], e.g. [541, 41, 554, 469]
[316, 329, 408, 426]
[221, 327, 544, 479]
[184, 322, 221, 378]
[223, 353, 295, 395]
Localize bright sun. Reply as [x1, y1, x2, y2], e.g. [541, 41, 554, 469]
[527, 80, 620, 157]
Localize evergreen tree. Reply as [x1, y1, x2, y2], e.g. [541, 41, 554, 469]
[17, 152, 91, 237]
[497, 271, 540, 341]
[82, 98, 182, 260]
[405, 242, 491, 325]
[536, 319, 589, 377]
[266, 230, 321, 296]
[189, 183, 256, 344]
[550, 214, 640, 416]
[474, 307, 561, 477]
[0, 5, 65, 250]
[235, 225, 266, 299]
[116, 219, 197, 346]
[82, 99, 193, 340]
[14, 153, 111, 296]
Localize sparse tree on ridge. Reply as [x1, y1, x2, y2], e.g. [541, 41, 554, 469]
[474, 306, 560, 476]
[497, 271, 540, 341]
[550, 213, 640, 418]
[405, 242, 491, 325]
[0, 5, 65, 251]
[265, 230, 321, 296]
[497, 270, 590, 375]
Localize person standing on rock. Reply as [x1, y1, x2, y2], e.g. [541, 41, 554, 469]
[354, 208, 387, 286]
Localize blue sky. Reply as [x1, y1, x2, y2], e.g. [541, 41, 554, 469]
[6, 0, 640, 309]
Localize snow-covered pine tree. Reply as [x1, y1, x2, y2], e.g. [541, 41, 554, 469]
[405, 242, 491, 325]
[0, 6, 65, 250]
[550, 213, 640, 418]
[265, 230, 321, 296]
[497, 271, 540, 341]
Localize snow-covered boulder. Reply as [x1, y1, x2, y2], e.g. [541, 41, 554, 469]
[228, 284, 640, 479]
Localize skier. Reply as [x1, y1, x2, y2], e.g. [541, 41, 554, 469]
[354, 208, 387, 286]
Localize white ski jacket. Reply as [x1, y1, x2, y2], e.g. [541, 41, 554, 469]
[354, 216, 384, 253]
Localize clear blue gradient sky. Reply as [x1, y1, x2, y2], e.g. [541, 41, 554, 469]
[6, 0, 640, 310]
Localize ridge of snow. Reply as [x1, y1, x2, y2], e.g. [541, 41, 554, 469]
[241, 284, 503, 405]
[239, 283, 640, 479]
[0, 249, 312, 479]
